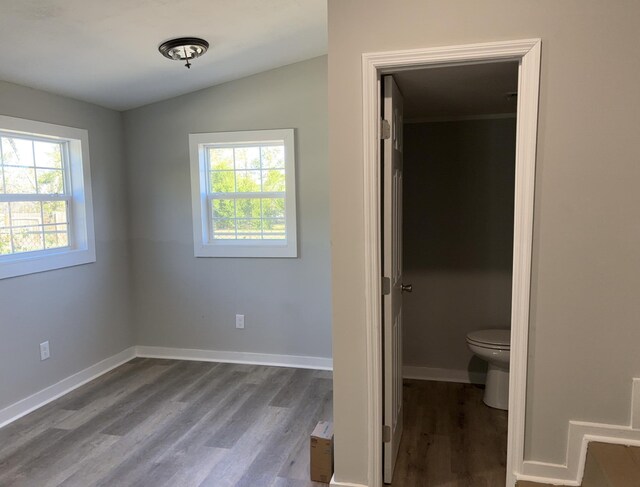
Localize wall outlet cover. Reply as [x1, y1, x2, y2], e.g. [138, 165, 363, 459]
[40, 341, 50, 361]
[236, 314, 245, 329]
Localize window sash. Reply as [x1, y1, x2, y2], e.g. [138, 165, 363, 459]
[0, 194, 70, 203]
[207, 191, 285, 200]
[205, 140, 287, 242]
[0, 131, 66, 145]
[206, 192, 287, 243]
[1, 134, 71, 197]
[203, 141, 283, 150]
[0, 132, 73, 257]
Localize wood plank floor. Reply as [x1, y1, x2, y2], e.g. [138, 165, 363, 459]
[392, 380, 508, 487]
[0, 358, 333, 487]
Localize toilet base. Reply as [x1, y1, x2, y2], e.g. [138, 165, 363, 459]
[483, 364, 509, 410]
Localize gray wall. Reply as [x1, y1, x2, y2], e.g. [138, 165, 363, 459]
[328, 0, 640, 483]
[403, 119, 515, 374]
[123, 56, 331, 359]
[0, 81, 133, 410]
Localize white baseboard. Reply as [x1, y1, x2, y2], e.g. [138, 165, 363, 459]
[518, 377, 640, 486]
[330, 474, 368, 487]
[0, 345, 332, 430]
[403, 365, 486, 385]
[0, 346, 136, 429]
[3, 346, 639, 487]
[135, 345, 333, 371]
[519, 423, 640, 485]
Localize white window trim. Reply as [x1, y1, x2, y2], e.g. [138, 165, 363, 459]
[0, 115, 95, 279]
[189, 129, 297, 258]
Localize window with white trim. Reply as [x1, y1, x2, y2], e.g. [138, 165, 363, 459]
[0, 115, 95, 279]
[189, 129, 297, 258]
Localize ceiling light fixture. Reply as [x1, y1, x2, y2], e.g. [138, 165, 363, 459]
[158, 37, 209, 69]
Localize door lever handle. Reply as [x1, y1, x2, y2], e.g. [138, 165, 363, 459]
[401, 283, 413, 293]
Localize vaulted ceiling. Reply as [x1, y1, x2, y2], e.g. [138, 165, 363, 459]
[0, 0, 327, 110]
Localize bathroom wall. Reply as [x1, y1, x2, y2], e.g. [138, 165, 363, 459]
[402, 118, 516, 378]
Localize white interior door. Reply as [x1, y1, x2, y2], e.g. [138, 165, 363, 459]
[383, 74, 407, 484]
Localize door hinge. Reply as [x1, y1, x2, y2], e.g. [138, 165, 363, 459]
[383, 425, 391, 443]
[382, 276, 391, 296]
[380, 119, 391, 140]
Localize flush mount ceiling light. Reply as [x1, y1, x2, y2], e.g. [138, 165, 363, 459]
[158, 37, 209, 69]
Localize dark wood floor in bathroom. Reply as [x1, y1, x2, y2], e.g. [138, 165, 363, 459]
[0, 358, 332, 487]
[392, 380, 508, 487]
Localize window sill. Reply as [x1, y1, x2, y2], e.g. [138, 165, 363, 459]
[194, 241, 297, 258]
[0, 247, 96, 279]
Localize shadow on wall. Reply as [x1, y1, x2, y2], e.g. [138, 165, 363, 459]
[404, 120, 516, 272]
[402, 118, 516, 374]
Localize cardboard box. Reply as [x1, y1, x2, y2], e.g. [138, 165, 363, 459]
[310, 421, 334, 483]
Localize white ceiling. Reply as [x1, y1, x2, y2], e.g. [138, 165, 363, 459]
[393, 62, 519, 121]
[0, 0, 327, 111]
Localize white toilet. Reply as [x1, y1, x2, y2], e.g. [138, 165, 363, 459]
[466, 329, 511, 410]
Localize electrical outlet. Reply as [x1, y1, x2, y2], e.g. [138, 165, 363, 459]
[40, 341, 50, 361]
[236, 314, 245, 329]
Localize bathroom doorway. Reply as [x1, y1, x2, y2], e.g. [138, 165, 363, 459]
[361, 40, 541, 487]
[386, 60, 518, 484]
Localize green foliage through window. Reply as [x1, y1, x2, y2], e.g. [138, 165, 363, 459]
[207, 143, 287, 241]
[0, 135, 70, 255]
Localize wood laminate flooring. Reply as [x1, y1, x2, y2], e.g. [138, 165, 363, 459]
[0, 358, 333, 487]
[392, 380, 508, 487]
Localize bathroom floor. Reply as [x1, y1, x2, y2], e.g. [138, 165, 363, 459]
[391, 379, 508, 487]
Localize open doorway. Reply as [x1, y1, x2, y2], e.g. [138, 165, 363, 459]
[361, 39, 541, 487]
[383, 61, 518, 485]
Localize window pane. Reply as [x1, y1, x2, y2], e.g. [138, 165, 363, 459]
[234, 147, 260, 170]
[262, 198, 285, 219]
[34, 141, 62, 169]
[4, 166, 37, 193]
[44, 224, 69, 249]
[210, 171, 235, 193]
[212, 218, 236, 239]
[261, 146, 285, 169]
[12, 226, 44, 253]
[263, 218, 286, 239]
[1, 137, 34, 167]
[0, 229, 10, 254]
[43, 201, 68, 225]
[0, 202, 9, 228]
[262, 169, 285, 192]
[209, 148, 233, 170]
[236, 198, 261, 219]
[236, 170, 261, 192]
[237, 219, 261, 233]
[211, 199, 235, 219]
[0, 168, 4, 194]
[37, 168, 64, 194]
[10, 201, 42, 227]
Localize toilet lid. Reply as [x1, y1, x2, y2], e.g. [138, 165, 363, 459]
[466, 329, 510, 347]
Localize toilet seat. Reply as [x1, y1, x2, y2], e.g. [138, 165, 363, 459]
[466, 329, 510, 350]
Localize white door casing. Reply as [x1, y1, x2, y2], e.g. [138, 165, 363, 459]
[382, 75, 404, 484]
[360, 39, 541, 487]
